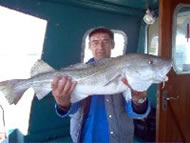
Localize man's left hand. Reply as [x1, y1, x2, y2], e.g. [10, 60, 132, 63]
[121, 77, 147, 105]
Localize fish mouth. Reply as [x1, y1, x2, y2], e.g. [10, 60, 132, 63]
[154, 64, 171, 83]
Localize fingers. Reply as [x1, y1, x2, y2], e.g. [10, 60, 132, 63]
[51, 76, 61, 93]
[121, 77, 129, 87]
[51, 76, 77, 107]
[62, 77, 76, 96]
[52, 76, 75, 96]
[67, 80, 77, 96]
[122, 77, 134, 91]
[57, 77, 71, 96]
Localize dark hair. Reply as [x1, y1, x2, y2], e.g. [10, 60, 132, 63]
[89, 27, 114, 40]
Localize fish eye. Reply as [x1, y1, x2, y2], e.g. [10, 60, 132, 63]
[148, 60, 154, 65]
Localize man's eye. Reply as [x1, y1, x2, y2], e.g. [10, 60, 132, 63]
[91, 41, 98, 45]
[102, 40, 110, 44]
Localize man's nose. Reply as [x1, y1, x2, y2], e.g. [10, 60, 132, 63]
[96, 41, 104, 49]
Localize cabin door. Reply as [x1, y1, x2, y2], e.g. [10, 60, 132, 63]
[157, 0, 190, 142]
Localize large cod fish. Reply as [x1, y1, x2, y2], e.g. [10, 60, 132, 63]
[0, 53, 172, 105]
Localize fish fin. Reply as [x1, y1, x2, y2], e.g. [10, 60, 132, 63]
[61, 63, 92, 71]
[0, 79, 27, 105]
[103, 74, 122, 87]
[126, 75, 152, 92]
[33, 86, 51, 100]
[31, 59, 55, 77]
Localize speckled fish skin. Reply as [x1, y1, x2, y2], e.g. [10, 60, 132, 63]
[0, 53, 172, 105]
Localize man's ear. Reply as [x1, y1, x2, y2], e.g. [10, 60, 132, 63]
[88, 42, 91, 49]
[112, 41, 115, 49]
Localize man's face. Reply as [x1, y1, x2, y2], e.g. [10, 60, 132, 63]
[89, 33, 115, 61]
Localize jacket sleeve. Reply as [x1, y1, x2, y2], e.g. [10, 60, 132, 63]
[55, 102, 80, 118]
[125, 99, 151, 119]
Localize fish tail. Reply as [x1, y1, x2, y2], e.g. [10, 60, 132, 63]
[0, 79, 27, 105]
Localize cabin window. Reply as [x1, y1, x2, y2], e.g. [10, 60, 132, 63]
[82, 29, 127, 63]
[0, 6, 47, 135]
[146, 17, 159, 55]
[172, 4, 190, 74]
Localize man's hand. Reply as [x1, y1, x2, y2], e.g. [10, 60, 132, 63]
[51, 76, 77, 108]
[121, 77, 147, 105]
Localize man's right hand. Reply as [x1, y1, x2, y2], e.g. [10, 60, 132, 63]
[51, 76, 77, 108]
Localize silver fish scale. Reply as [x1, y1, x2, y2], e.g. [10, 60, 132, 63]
[65, 57, 126, 85]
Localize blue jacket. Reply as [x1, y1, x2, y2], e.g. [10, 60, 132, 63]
[56, 94, 150, 143]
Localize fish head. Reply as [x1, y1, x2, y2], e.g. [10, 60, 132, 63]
[123, 54, 172, 91]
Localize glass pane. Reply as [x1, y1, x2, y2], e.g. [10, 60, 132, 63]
[173, 5, 190, 74]
[147, 17, 159, 56]
[149, 36, 159, 55]
[0, 6, 47, 135]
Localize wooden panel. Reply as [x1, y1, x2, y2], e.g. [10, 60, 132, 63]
[158, 0, 190, 142]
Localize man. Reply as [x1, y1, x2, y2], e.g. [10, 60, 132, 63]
[52, 27, 150, 143]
